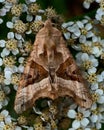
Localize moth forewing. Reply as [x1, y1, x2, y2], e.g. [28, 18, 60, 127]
[14, 19, 92, 114]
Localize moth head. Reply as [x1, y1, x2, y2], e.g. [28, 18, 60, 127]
[44, 19, 52, 29]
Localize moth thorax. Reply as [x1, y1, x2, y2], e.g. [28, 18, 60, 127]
[49, 66, 56, 83]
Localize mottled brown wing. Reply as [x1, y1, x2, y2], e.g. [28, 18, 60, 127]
[56, 52, 92, 109]
[14, 57, 48, 113]
[14, 19, 92, 114]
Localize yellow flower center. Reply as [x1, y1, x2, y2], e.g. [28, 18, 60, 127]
[3, 123, 15, 130]
[14, 20, 27, 34]
[49, 104, 58, 115]
[24, 42, 33, 53]
[11, 74, 20, 85]
[92, 108, 99, 115]
[100, 53, 104, 59]
[45, 7, 57, 18]
[50, 119, 57, 129]
[99, 84, 104, 92]
[0, 74, 4, 83]
[76, 112, 83, 121]
[18, 116, 27, 125]
[6, 39, 17, 50]
[68, 38, 76, 45]
[100, 0, 104, 10]
[3, 56, 15, 67]
[87, 73, 97, 83]
[0, 114, 4, 121]
[81, 44, 92, 54]
[91, 128, 97, 130]
[34, 122, 44, 130]
[28, 3, 40, 15]
[40, 109, 50, 121]
[82, 60, 92, 69]
[11, 4, 22, 17]
[101, 16, 104, 26]
[30, 21, 43, 33]
[93, 42, 102, 49]
[92, 93, 99, 102]
[81, 28, 87, 35]
[0, 90, 6, 102]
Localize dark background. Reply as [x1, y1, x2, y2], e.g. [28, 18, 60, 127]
[37, 0, 98, 21]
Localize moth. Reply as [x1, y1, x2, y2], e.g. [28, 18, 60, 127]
[14, 19, 92, 114]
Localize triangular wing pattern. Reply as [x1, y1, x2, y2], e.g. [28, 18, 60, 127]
[14, 19, 92, 114]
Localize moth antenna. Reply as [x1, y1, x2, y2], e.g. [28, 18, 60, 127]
[33, 107, 42, 115]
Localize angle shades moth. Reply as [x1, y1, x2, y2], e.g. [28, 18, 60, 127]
[14, 19, 92, 114]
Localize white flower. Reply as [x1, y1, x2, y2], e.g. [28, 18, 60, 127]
[27, 127, 34, 130]
[67, 107, 90, 129]
[95, 0, 101, 3]
[15, 126, 22, 130]
[97, 74, 103, 82]
[0, 0, 5, 3]
[1, 48, 10, 57]
[35, 15, 42, 21]
[62, 21, 74, 40]
[100, 71, 104, 80]
[63, 32, 70, 40]
[95, 8, 104, 21]
[91, 83, 98, 90]
[92, 47, 102, 57]
[3, 66, 18, 85]
[30, 0, 36, 2]
[4, 70, 12, 79]
[6, 21, 13, 29]
[0, 58, 3, 66]
[76, 52, 98, 72]
[0, 18, 3, 24]
[62, 21, 74, 28]
[66, 18, 94, 43]
[22, 4, 28, 12]
[77, 21, 94, 42]
[7, 32, 15, 39]
[0, 40, 6, 47]
[18, 57, 25, 64]
[83, 0, 94, 9]
[90, 103, 104, 125]
[0, 8, 7, 16]
[4, 78, 11, 85]
[0, 110, 12, 124]
[18, 65, 24, 73]
[0, 85, 10, 109]
[26, 14, 33, 22]
[68, 127, 91, 130]
[95, 89, 104, 104]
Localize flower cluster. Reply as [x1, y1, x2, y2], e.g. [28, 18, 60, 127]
[0, 0, 104, 129]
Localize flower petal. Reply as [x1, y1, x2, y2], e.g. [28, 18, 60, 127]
[90, 115, 98, 122]
[72, 120, 80, 129]
[81, 118, 89, 127]
[67, 109, 76, 118]
[1, 110, 8, 117]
